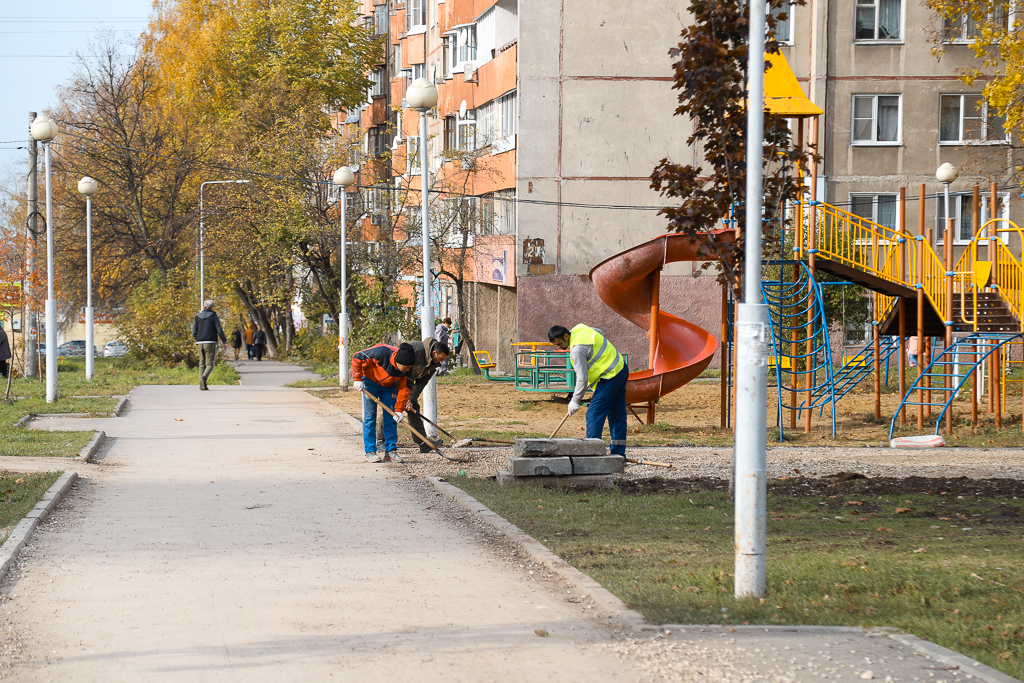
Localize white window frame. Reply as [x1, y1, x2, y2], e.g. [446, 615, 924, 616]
[849, 192, 900, 244]
[406, 135, 421, 175]
[406, 0, 426, 32]
[444, 24, 477, 72]
[369, 68, 386, 98]
[936, 192, 1010, 245]
[942, 8, 1009, 44]
[851, 94, 901, 146]
[770, 2, 794, 45]
[854, 0, 902, 41]
[457, 111, 476, 151]
[939, 94, 1008, 145]
[495, 90, 517, 153]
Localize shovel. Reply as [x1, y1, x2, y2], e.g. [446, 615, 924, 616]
[359, 389, 471, 463]
[407, 408, 513, 449]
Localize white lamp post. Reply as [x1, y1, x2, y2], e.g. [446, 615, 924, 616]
[30, 114, 59, 403]
[333, 166, 356, 390]
[406, 77, 440, 435]
[936, 163, 958, 242]
[78, 176, 98, 380]
[199, 179, 250, 308]
[734, 0, 770, 598]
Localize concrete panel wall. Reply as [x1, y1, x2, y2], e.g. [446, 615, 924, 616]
[463, 282, 519, 373]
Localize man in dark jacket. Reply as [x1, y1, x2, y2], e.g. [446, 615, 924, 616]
[352, 342, 414, 463]
[192, 300, 227, 391]
[402, 337, 449, 452]
[253, 326, 267, 361]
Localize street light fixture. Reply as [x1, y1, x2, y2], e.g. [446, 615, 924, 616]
[199, 179, 250, 308]
[29, 114, 59, 403]
[78, 176, 98, 381]
[936, 163, 958, 242]
[333, 166, 356, 390]
[405, 77, 439, 435]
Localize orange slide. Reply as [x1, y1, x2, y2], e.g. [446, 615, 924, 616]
[589, 233, 728, 404]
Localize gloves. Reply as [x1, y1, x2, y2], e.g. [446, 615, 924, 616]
[353, 380, 364, 392]
[394, 412, 406, 424]
[567, 400, 580, 417]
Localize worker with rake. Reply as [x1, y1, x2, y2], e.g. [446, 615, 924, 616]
[402, 337, 451, 453]
[548, 324, 628, 460]
[352, 342, 415, 463]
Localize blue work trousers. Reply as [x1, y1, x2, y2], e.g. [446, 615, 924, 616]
[586, 364, 629, 457]
[362, 379, 398, 453]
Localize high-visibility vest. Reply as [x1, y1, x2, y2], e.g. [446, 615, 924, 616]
[569, 324, 624, 387]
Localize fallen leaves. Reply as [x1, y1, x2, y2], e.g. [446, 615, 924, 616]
[534, 629, 549, 637]
[876, 527, 893, 532]
[913, 547, 926, 553]
[894, 507, 915, 514]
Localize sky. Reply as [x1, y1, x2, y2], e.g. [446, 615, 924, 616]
[0, 1, 153, 181]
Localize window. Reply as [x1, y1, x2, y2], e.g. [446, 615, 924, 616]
[393, 43, 402, 74]
[406, 136, 421, 174]
[406, 0, 425, 30]
[457, 111, 476, 150]
[369, 68, 386, 98]
[850, 193, 898, 231]
[942, 8, 1007, 42]
[855, 0, 901, 40]
[771, 2, 793, 44]
[444, 116, 456, 151]
[494, 189, 515, 235]
[937, 193, 1009, 243]
[498, 91, 517, 140]
[368, 125, 388, 157]
[940, 94, 1007, 144]
[446, 25, 477, 69]
[374, 4, 388, 35]
[852, 95, 900, 144]
[441, 36, 450, 77]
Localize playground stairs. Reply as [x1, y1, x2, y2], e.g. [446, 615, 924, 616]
[813, 336, 899, 404]
[888, 332, 1022, 439]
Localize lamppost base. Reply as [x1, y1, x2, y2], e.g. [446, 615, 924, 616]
[85, 307, 95, 380]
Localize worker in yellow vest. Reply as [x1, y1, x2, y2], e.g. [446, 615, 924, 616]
[548, 324, 628, 458]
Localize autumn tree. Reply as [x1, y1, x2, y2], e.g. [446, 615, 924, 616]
[651, 0, 812, 297]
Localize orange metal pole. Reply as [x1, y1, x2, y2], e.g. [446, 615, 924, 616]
[945, 219, 954, 436]
[917, 185, 925, 429]
[971, 184, 979, 426]
[898, 188, 907, 426]
[873, 293, 882, 421]
[990, 181, 999, 417]
[926, 227, 934, 419]
[721, 284, 728, 429]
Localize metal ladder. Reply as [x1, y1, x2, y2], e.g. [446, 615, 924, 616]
[814, 335, 900, 404]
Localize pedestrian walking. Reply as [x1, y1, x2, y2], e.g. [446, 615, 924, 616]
[230, 327, 243, 361]
[352, 342, 415, 463]
[244, 323, 256, 360]
[434, 318, 451, 347]
[192, 300, 227, 391]
[548, 324, 628, 460]
[0, 325, 10, 379]
[253, 326, 267, 361]
[401, 338, 449, 452]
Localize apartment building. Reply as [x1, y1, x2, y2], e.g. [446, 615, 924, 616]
[347, 0, 1019, 372]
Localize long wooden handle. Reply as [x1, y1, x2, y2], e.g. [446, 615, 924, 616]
[625, 457, 674, 469]
[549, 412, 572, 439]
[360, 389, 468, 463]
[408, 408, 457, 441]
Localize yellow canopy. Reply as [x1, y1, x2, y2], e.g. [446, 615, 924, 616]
[764, 52, 822, 118]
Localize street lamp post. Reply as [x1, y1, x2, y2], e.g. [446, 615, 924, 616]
[29, 114, 59, 403]
[734, 0, 770, 598]
[199, 179, 250, 308]
[333, 166, 356, 390]
[406, 77, 440, 435]
[78, 177, 98, 380]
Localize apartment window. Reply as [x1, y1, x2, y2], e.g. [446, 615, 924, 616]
[855, 0, 901, 40]
[850, 193, 898, 231]
[368, 125, 388, 157]
[937, 193, 1010, 243]
[770, 2, 794, 44]
[441, 36, 450, 77]
[498, 91, 517, 139]
[852, 95, 900, 144]
[369, 68, 386, 97]
[407, 135, 421, 174]
[411, 63, 425, 81]
[942, 8, 1008, 42]
[494, 189, 515, 235]
[444, 116, 456, 151]
[940, 94, 1007, 143]
[393, 43, 402, 74]
[457, 111, 476, 151]
[446, 25, 477, 68]
[374, 4, 388, 35]
[406, 0, 425, 30]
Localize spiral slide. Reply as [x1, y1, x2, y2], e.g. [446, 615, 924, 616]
[590, 232, 729, 405]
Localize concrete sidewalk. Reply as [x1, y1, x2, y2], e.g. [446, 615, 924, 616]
[3, 360, 1016, 682]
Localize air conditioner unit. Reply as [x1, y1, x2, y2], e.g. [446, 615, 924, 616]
[463, 61, 475, 81]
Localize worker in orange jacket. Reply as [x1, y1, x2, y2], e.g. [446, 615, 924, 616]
[352, 342, 415, 463]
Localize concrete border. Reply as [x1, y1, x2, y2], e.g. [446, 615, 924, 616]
[307, 392, 363, 433]
[432, 478, 1022, 682]
[12, 415, 30, 429]
[0, 471, 78, 583]
[426, 474, 654, 632]
[77, 431, 105, 462]
[112, 394, 129, 416]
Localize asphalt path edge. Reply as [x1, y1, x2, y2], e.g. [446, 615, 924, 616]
[77, 431, 105, 462]
[426, 474, 654, 633]
[308, 392, 363, 432]
[0, 471, 78, 583]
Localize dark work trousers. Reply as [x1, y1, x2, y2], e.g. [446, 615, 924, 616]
[585, 363, 629, 457]
[254, 344, 264, 361]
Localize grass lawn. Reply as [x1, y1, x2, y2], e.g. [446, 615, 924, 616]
[449, 475, 1024, 679]
[0, 471, 62, 542]
[0, 357, 239, 457]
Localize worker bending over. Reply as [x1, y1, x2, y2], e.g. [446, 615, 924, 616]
[352, 342, 415, 463]
[403, 338, 450, 452]
[548, 324, 628, 459]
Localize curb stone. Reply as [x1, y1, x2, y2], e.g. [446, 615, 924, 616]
[0, 471, 78, 583]
[112, 395, 129, 416]
[307, 392, 363, 433]
[12, 415, 31, 429]
[77, 431, 105, 462]
[426, 475, 653, 633]
[883, 630, 1021, 683]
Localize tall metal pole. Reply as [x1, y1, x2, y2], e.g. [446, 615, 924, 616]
[85, 196, 95, 380]
[43, 142, 57, 403]
[25, 112, 38, 379]
[339, 190, 349, 390]
[418, 110, 437, 435]
[734, 0, 769, 599]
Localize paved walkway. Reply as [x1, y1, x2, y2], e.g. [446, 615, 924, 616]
[1, 361, 1016, 682]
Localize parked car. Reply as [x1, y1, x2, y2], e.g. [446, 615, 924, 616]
[56, 340, 88, 357]
[103, 340, 128, 358]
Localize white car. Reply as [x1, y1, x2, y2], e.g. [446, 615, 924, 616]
[102, 340, 128, 357]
